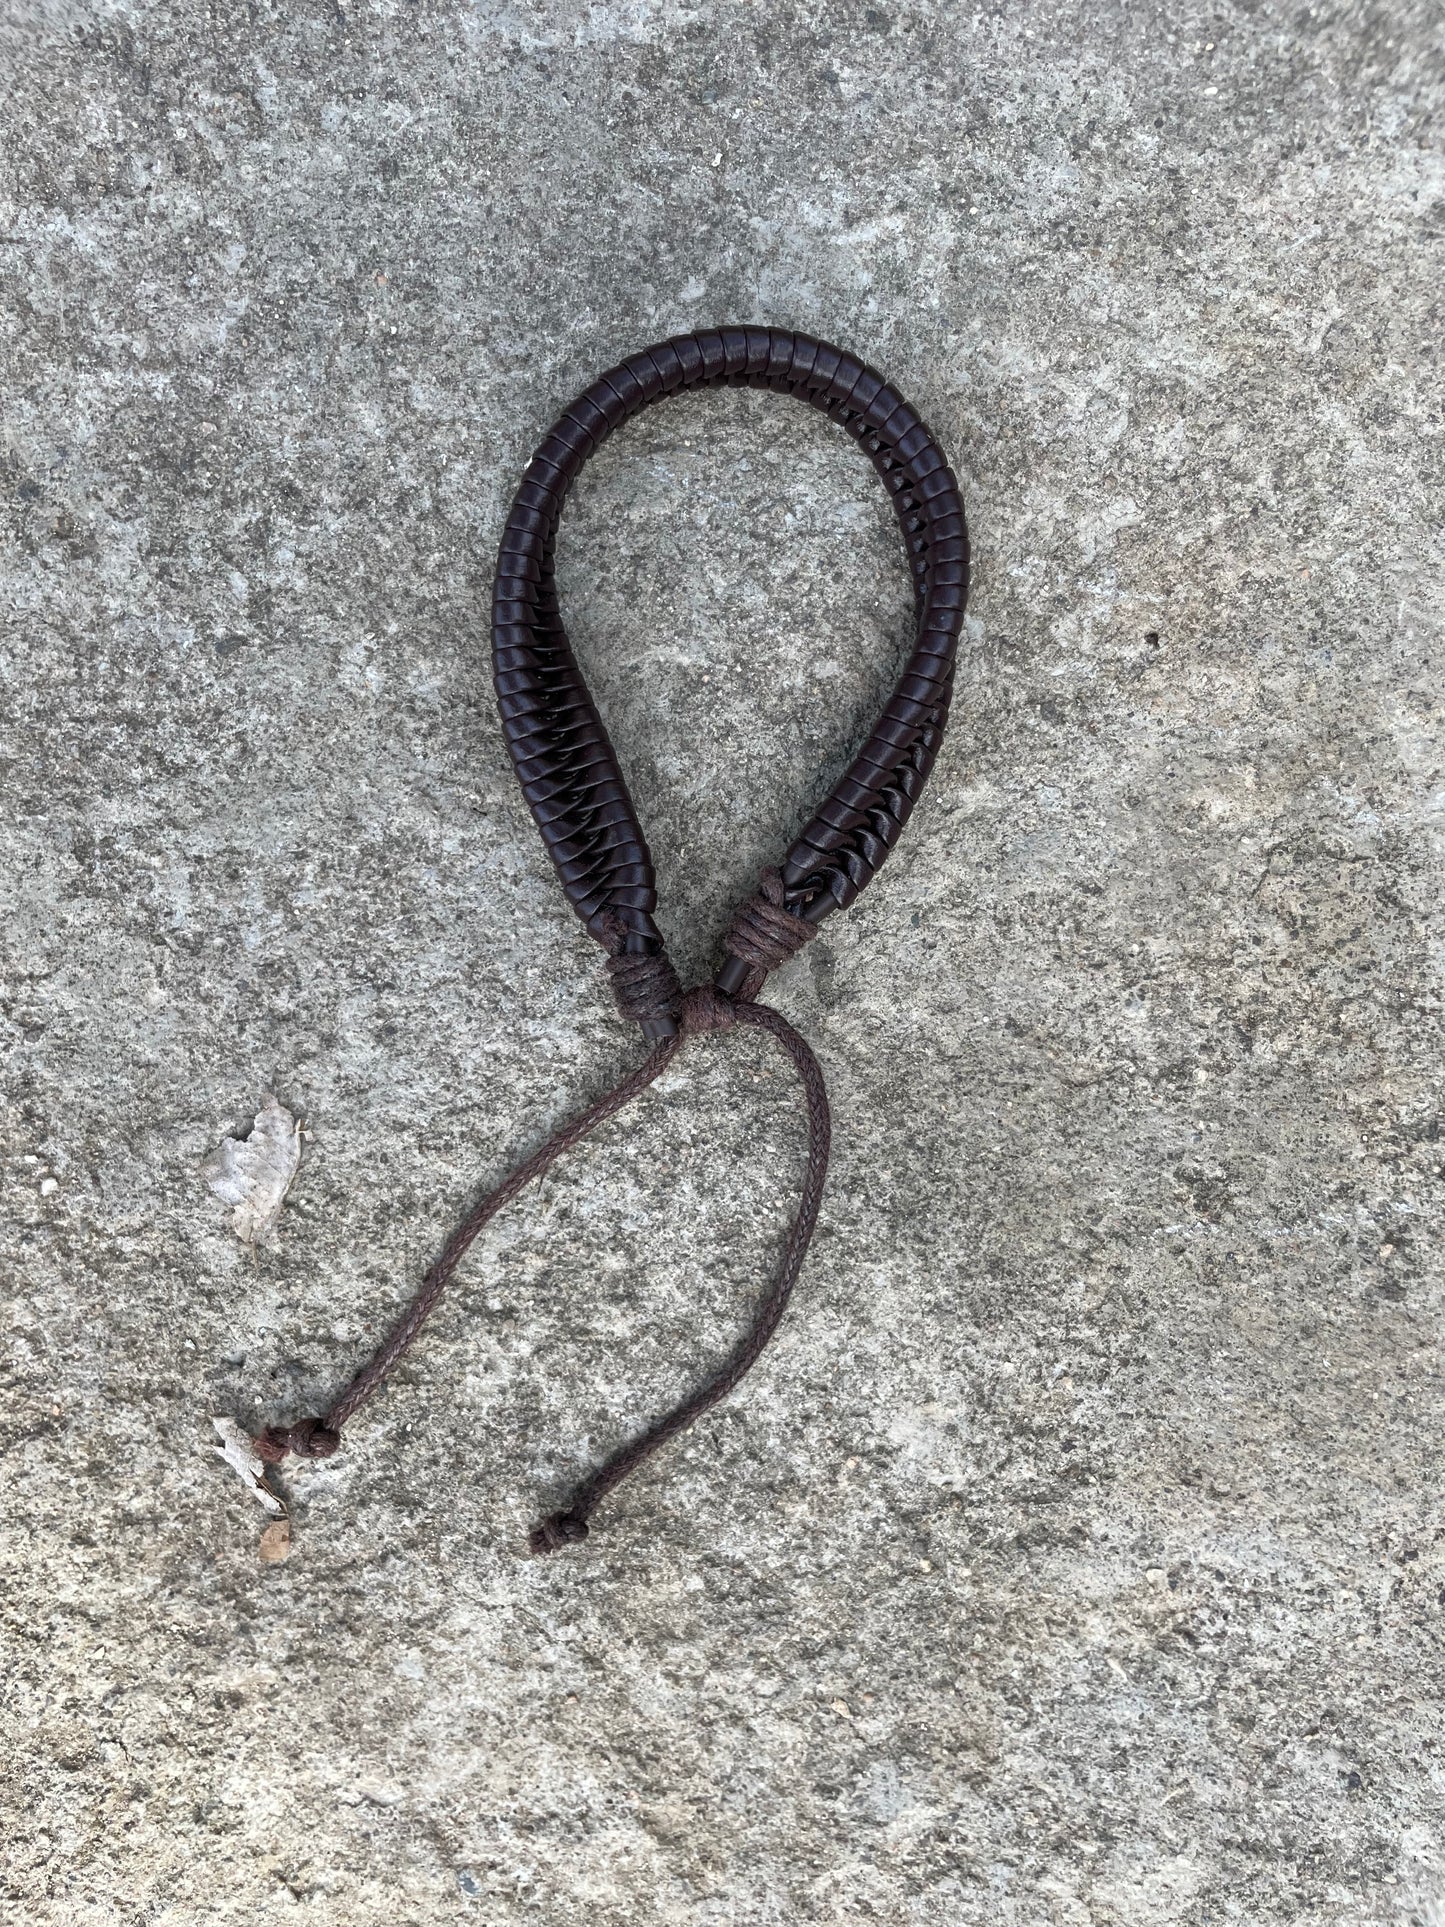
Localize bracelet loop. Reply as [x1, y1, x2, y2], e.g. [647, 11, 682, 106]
[492, 327, 968, 1032]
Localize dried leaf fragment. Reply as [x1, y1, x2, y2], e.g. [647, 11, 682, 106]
[203, 1094, 302, 1246]
[212, 1415, 286, 1519]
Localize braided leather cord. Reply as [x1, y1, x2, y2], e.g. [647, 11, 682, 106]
[492, 327, 968, 1031]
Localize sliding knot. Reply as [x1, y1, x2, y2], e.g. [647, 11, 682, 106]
[681, 984, 737, 1036]
[254, 1417, 342, 1463]
[529, 1509, 590, 1556]
[724, 869, 817, 979]
[599, 916, 684, 1029]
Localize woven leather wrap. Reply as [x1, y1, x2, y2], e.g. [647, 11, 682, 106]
[491, 326, 968, 991]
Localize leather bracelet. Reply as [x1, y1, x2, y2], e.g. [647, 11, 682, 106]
[495, 325, 967, 1036]
[248, 328, 968, 1556]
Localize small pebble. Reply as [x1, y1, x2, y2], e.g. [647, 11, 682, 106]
[259, 1519, 292, 1563]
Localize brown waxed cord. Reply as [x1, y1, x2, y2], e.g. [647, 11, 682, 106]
[248, 328, 965, 1553]
[530, 987, 830, 1553]
[253, 1031, 685, 1468]
[253, 885, 830, 1551]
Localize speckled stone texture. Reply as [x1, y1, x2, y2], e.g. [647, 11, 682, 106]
[2, 1, 1443, 1922]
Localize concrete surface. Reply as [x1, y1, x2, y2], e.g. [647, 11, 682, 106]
[3, 0, 1443, 1921]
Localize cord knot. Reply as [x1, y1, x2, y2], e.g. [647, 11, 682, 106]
[681, 984, 737, 1036]
[599, 915, 684, 1030]
[724, 869, 817, 984]
[254, 1417, 342, 1463]
[529, 1509, 591, 1556]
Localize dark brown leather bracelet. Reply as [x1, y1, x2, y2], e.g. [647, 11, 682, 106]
[495, 325, 967, 1038]
[247, 328, 967, 1556]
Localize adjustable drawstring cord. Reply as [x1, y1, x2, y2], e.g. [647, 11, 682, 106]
[250, 874, 829, 1554]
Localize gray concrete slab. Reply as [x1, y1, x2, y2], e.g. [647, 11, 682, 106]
[2, 1, 1442, 1921]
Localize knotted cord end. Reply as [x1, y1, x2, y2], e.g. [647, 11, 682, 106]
[254, 1418, 342, 1463]
[529, 1509, 591, 1556]
[598, 914, 684, 1036]
[718, 869, 818, 997]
